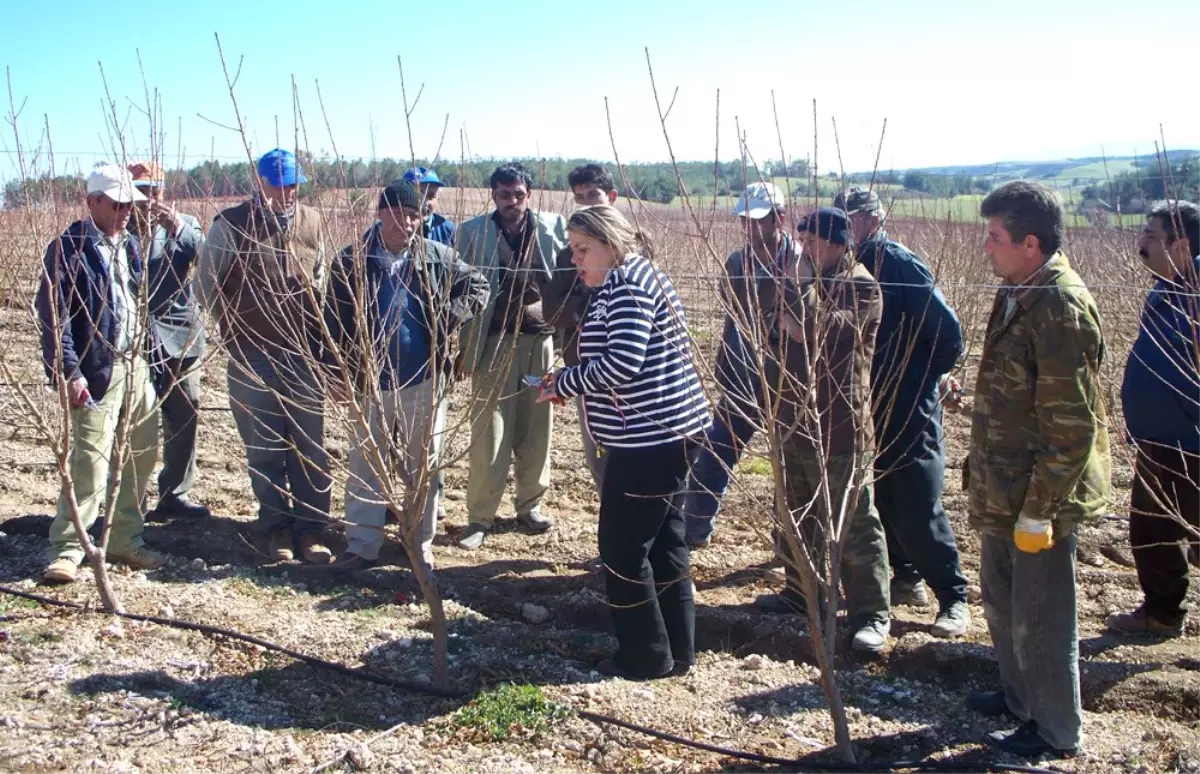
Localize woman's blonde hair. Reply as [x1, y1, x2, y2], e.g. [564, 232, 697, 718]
[567, 205, 654, 264]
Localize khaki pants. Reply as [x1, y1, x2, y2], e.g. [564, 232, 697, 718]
[466, 332, 554, 525]
[49, 357, 160, 562]
[345, 378, 447, 565]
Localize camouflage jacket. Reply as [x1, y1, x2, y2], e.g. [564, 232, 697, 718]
[966, 253, 1111, 535]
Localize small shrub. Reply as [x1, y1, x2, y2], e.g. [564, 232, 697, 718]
[454, 683, 570, 741]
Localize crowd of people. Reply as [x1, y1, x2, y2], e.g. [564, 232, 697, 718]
[33, 150, 1198, 759]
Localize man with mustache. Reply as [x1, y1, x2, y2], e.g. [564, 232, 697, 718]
[454, 163, 568, 550]
[1107, 200, 1199, 638]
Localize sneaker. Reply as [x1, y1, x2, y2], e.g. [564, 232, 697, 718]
[297, 534, 333, 565]
[108, 546, 168, 570]
[268, 529, 295, 562]
[155, 494, 211, 520]
[987, 720, 1077, 759]
[850, 618, 891, 654]
[457, 523, 488, 550]
[891, 578, 929, 607]
[1105, 606, 1185, 638]
[516, 510, 553, 533]
[931, 600, 970, 638]
[43, 556, 80, 583]
[754, 588, 809, 616]
[965, 689, 1018, 719]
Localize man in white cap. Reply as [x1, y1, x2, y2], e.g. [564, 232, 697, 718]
[35, 164, 170, 583]
[680, 181, 794, 547]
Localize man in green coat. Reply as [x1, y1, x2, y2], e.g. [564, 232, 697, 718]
[963, 181, 1110, 759]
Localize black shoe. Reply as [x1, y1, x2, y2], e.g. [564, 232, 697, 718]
[965, 689, 1018, 719]
[987, 721, 1077, 759]
[155, 494, 211, 520]
[686, 535, 712, 549]
[331, 553, 377, 573]
[754, 589, 809, 615]
[594, 658, 683, 681]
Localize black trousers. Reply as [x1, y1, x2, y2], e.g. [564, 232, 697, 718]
[1130, 444, 1200, 624]
[598, 439, 695, 677]
[876, 450, 969, 606]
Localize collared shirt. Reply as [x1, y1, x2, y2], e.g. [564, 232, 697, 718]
[86, 218, 138, 354]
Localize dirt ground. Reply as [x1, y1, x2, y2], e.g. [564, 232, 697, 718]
[0, 204, 1197, 774]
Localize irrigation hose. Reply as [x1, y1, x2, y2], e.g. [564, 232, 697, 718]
[0, 585, 1057, 774]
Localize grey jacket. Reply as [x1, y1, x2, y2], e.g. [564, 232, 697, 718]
[144, 212, 206, 359]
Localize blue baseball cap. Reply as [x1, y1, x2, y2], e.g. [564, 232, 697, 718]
[257, 148, 307, 187]
[402, 167, 443, 187]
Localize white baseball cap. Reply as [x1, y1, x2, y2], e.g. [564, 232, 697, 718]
[86, 164, 146, 204]
[734, 181, 785, 219]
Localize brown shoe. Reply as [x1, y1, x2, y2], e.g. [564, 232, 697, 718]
[298, 534, 333, 565]
[43, 556, 80, 583]
[108, 546, 168, 571]
[1106, 607, 1184, 637]
[268, 530, 295, 562]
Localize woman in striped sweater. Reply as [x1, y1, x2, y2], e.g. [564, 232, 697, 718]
[538, 205, 711, 680]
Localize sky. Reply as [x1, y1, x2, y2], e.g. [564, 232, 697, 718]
[2, 0, 1197, 181]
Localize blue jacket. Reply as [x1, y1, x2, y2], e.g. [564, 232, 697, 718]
[1120, 258, 1200, 452]
[35, 221, 146, 401]
[424, 212, 457, 249]
[857, 232, 964, 465]
[325, 224, 489, 391]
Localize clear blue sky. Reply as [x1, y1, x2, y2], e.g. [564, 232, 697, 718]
[2, 0, 1196, 180]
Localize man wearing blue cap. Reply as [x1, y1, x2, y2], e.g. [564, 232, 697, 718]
[197, 147, 334, 565]
[402, 167, 457, 248]
[756, 207, 892, 655]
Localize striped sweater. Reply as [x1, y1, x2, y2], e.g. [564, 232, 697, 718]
[553, 254, 711, 449]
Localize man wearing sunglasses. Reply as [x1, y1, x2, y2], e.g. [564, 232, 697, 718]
[127, 161, 210, 522]
[36, 164, 172, 583]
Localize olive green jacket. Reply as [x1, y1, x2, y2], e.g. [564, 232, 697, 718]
[966, 253, 1111, 536]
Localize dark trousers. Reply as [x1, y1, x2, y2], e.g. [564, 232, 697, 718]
[599, 440, 695, 677]
[1130, 444, 1200, 625]
[682, 394, 759, 542]
[876, 451, 969, 605]
[156, 355, 202, 499]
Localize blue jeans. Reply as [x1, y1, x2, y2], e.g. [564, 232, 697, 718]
[682, 396, 758, 543]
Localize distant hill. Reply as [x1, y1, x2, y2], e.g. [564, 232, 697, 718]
[885, 149, 1199, 187]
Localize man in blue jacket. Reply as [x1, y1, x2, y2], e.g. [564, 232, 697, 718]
[834, 187, 970, 638]
[36, 165, 170, 583]
[325, 179, 489, 571]
[403, 167, 457, 248]
[1107, 200, 1199, 638]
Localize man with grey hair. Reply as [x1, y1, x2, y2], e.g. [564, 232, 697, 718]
[833, 186, 970, 639]
[682, 181, 794, 549]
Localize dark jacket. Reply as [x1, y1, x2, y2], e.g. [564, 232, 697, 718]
[35, 220, 146, 401]
[715, 236, 794, 407]
[424, 212, 457, 249]
[856, 232, 964, 465]
[542, 245, 594, 367]
[769, 254, 883, 457]
[1120, 257, 1200, 452]
[324, 224, 489, 390]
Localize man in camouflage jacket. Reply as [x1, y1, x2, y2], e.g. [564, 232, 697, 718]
[964, 181, 1111, 759]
